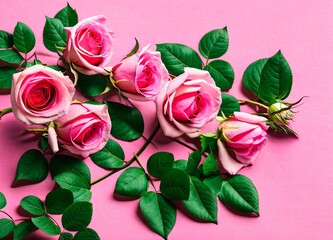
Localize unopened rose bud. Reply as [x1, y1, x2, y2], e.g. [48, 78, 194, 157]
[268, 102, 294, 126]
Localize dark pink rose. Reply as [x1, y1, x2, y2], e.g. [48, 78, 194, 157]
[156, 67, 221, 138]
[218, 112, 268, 175]
[64, 15, 115, 75]
[10, 65, 75, 125]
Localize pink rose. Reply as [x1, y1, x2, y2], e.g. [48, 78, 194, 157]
[218, 112, 268, 175]
[53, 102, 111, 158]
[10, 65, 75, 125]
[64, 15, 115, 75]
[112, 45, 169, 101]
[156, 67, 221, 138]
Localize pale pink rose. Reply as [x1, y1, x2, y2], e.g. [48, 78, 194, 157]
[10, 65, 75, 125]
[64, 15, 115, 75]
[218, 112, 268, 175]
[112, 45, 169, 101]
[54, 102, 111, 158]
[156, 67, 221, 138]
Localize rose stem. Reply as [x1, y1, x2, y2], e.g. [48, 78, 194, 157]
[134, 154, 158, 192]
[171, 137, 208, 157]
[90, 123, 160, 186]
[0, 210, 14, 221]
[0, 107, 12, 119]
[238, 99, 269, 109]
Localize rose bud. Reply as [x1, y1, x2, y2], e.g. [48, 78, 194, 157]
[156, 67, 221, 138]
[10, 65, 75, 125]
[112, 44, 169, 101]
[218, 112, 268, 175]
[64, 15, 115, 75]
[268, 102, 294, 126]
[53, 102, 111, 158]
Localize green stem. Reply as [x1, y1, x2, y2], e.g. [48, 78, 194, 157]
[171, 137, 208, 157]
[238, 99, 269, 109]
[90, 123, 161, 186]
[0, 107, 12, 119]
[0, 210, 14, 221]
[26, 127, 48, 132]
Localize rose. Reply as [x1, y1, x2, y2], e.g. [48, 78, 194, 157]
[112, 45, 169, 101]
[217, 112, 268, 175]
[10, 65, 75, 125]
[64, 15, 115, 75]
[52, 102, 111, 158]
[156, 67, 221, 138]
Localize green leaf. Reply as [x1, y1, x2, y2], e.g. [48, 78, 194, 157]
[50, 155, 91, 182]
[258, 51, 292, 104]
[140, 192, 176, 239]
[13, 22, 35, 53]
[90, 139, 124, 169]
[172, 160, 187, 171]
[124, 38, 139, 59]
[115, 167, 148, 197]
[200, 135, 218, 153]
[13, 149, 48, 186]
[219, 93, 240, 117]
[203, 175, 223, 196]
[55, 3, 78, 27]
[199, 27, 229, 59]
[160, 169, 190, 200]
[38, 135, 49, 152]
[45, 189, 74, 215]
[14, 220, 35, 240]
[43, 17, 67, 52]
[219, 174, 259, 215]
[0, 192, 6, 209]
[204, 60, 234, 90]
[0, 67, 16, 90]
[0, 49, 23, 64]
[62, 202, 93, 231]
[73, 228, 100, 240]
[186, 151, 202, 174]
[31, 216, 61, 236]
[156, 43, 202, 76]
[0, 218, 15, 238]
[76, 74, 107, 97]
[105, 101, 144, 141]
[0, 30, 13, 48]
[60, 232, 74, 240]
[147, 152, 174, 179]
[20, 195, 45, 216]
[203, 152, 219, 177]
[242, 58, 268, 96]
[182, 176, 217, 223]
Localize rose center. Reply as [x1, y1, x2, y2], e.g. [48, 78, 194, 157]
[24, 81, 56, 110]
[77, 28, 103, 55]
[137, 67, 153, 88]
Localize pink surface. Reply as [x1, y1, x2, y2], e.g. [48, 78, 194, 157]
[0, 0, 332, 239]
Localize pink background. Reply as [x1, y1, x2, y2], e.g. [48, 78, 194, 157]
[0, 0, 333, 239]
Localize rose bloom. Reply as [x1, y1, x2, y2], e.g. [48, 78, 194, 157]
[218, 112, 268, 175]
[64, 15, 115, 75]
[156, 67, 221, 138]
[112, 44, 169, 101]
[53, 102, 111, 158]
[10, 65, 75, 125]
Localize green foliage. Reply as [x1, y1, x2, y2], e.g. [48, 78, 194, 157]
[199, 27, 229, 59]
[203, 152, 219, 177]
[0, 30, 13, 48]
[147, 152, 174, 179]
[90, 139, 124, 169]
[62, 202, 93, 231]
[0, 67, 16, 90]
[14, 220, 35, 240]
[20, 195, 45, 216]
[13, 22, 35, 53]
[60, 232, 74, 240]
[140, 192, 176, 239]
[186, 151, 202, 174]
[55, 3, 78, 27]
[200, 135, 218, 153]
[204, 60, 234, 90]
[219, 174, 259, 215]
[45, 189, 74, 215]
[13, 149, 48, 186]
[182, 177, 217, 223]
[43, 17, 67, 52]
[156, 43, 202, 75]
[0, 218, 15, 238]
[76, 74, 108, 97]
[219, 93, 240, 117]
[0, 192, 6, 209]
[73, 228, 100, 240]
[242, 58, 268, 96]
[115, 167, 148, 197]
[203, 175, 223, 196]
[172, 160, 188, 171]
[31, 216, 61, 236]
[160, 169, 190, 200]
[0, 49, 23, 64]
[124, 38, 139, 59]
[105, 101, 144, 141]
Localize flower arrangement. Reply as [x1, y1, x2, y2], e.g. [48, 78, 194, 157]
[0, 3, 303, 239]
